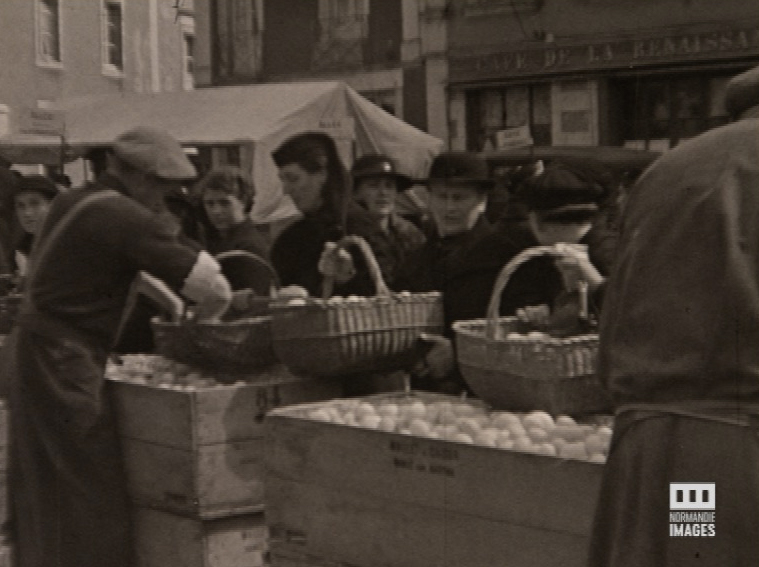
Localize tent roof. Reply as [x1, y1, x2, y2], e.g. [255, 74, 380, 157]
[62, 81, 344, 147]
[1, 80, 440, 163]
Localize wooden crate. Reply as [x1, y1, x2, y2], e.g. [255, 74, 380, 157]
[265, 393, 605, 567]
[109, 366, 343, 518]
[133, 507, 268, 567]
[0, 544, 12, 567]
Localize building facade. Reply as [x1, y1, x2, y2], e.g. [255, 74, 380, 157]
[194, 0, 450, 141]
[447, 0, 759, 152]
[0, 0, 196, 145]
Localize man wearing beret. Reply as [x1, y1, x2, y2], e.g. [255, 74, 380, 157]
[587, 64, 759, 566]
[0, 126, 232, 567]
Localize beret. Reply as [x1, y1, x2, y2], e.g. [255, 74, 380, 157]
[13, 174, 60, 200]
[427, 152, 494, 190]
[521, 162, 605, 217]
[725, 64, 759, 119]
[352, 154, 413, 191]
[112, 126, 196, 180]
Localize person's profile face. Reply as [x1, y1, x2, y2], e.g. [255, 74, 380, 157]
[132, 174, 183, 213]
[278, 163, 326, 214]
[427, 183, 486, 237]
[15, 191, 52, 235]
[202, 188, 247, 232]
[354, 176, 397, 218]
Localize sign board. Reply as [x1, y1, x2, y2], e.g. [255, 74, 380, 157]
[19, 108, 65, 137]
[495, 125, 533, 149]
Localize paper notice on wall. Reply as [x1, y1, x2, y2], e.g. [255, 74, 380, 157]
[494, 125, 534, 149]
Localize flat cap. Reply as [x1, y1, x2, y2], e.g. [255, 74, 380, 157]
[112, 126, 196, 180]
[521, 161, 605, 220]
[427, 152, 494, 190]
[725, 64, 759, 119]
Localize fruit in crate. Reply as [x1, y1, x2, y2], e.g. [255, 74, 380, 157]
[105, 354, 240, 389]
[298, 396, 612, 463]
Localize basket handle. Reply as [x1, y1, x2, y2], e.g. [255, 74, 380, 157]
[484, 244, 588, 339]
[215, 250, 281, 294]
[321, 235, 391, 299]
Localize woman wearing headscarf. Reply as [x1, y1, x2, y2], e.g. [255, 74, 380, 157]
[270, 131, 373, 297]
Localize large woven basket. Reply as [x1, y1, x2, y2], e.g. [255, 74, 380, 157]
[453, 245, 611, 416]
[271, 236, 444, 377]
[151, 315, 276, 373]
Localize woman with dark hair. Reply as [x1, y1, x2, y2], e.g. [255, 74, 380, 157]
[11, 174, 60, 277]
[197, 166, 269, 259]
[270, 131, 372, 296]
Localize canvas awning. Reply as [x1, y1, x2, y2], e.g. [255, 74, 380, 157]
[0, 81, 443, 223]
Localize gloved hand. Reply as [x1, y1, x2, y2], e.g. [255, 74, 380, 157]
[318, 242, 356, 284]
[553, 243, 604, 293]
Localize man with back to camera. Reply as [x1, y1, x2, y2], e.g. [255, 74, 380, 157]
[587, 64, 759, 566]
[1, 126, 232, 567]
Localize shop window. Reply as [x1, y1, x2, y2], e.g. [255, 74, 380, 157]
[102, 0, 124, 74]
[37, 0, 61, 65]
[618, 73, 731, 150]
[467, 84, 552, 151]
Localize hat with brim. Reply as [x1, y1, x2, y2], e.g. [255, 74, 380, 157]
[112, 126, 197, 180]
[13, 174, 60, 200]
[725, 64, 759, 119]
[352, 154, 414, 191]
[426, 152, 494, 191]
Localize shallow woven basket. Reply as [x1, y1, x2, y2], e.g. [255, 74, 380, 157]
[271, 236, 444, 377]
[151, 315, 276, 373]
[453, 245, 611, 416]
[0, 293, 23, 334]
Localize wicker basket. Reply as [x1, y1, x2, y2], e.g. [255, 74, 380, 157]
[452, 245, 611, 416]
[271, 236, 444, 377]
[0, 293, 23, 334]
[151, 315, 276, 373]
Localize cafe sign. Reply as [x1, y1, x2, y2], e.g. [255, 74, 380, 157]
[450, 25, 759, 82]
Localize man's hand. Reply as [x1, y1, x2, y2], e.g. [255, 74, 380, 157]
[417, 333, 455, 380]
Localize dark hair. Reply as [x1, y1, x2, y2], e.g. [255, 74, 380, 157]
[197, 166, 255, 212]
[273, 131, 350, 225]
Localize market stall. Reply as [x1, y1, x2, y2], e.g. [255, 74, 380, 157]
[0, 81, 443, 227]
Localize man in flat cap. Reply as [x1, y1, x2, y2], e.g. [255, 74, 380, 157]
[587, 64, 759, 566]
[0, 126, 232, 567]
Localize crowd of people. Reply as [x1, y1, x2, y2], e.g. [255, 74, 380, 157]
[0, 61, 757, 567]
